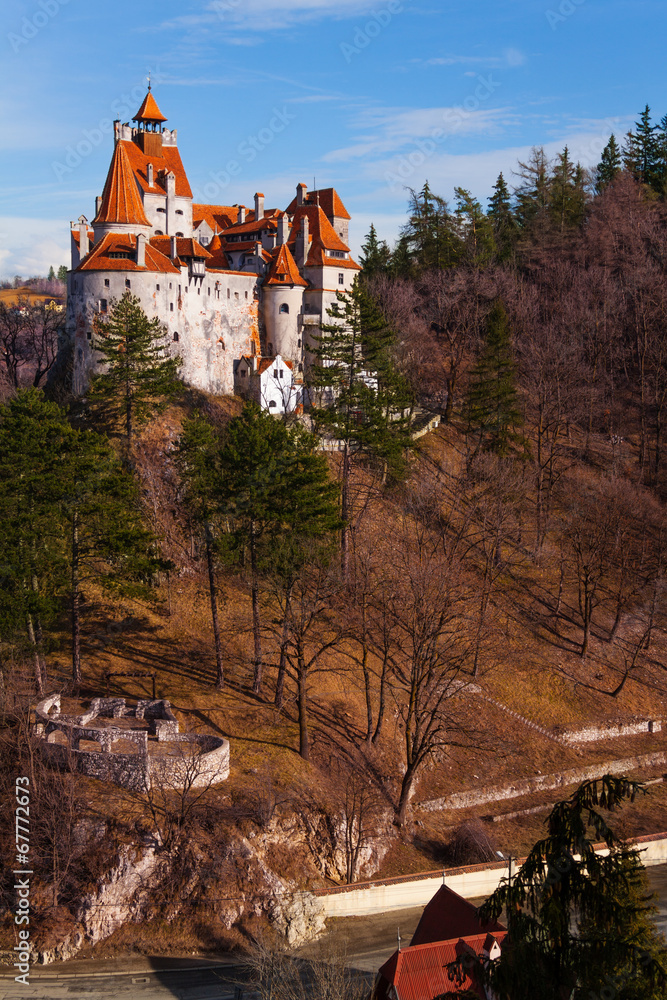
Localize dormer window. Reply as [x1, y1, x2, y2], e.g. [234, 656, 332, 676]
[176, 209, 183, 215]
[108, 251, 132, 259]
[279, 303, 289, 314]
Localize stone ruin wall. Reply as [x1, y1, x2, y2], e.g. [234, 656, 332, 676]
[34, 694, 229, 792]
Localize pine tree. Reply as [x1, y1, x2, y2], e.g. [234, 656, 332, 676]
[549, 146, 586, 231]
[309, 278, 414, 576]
[60, 427, 160, 686]
[453, 187, 495, 268]
[359, 223, 391, 282]
[216, 404, 339, 697]
[0, 390, 70, 694]
[596, 134, 622, 194]
[623, 105, 660, 190]
[514, 147, 551, 232]
[462, 777, 667, 999]
[89, 292, 182, 453]
[175, 414, 226, 690]
[488, 172, 517, 262]
[465, 300, 523, 458]
[47, 266, 56, 282]
[57, 265, 68, 283]
[388, 233, 414, 280]
[400, 182, 461, 272]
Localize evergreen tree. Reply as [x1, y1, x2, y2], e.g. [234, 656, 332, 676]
[359, 223, 391, 282]
[216, 404, 339, 696]
[488, 172, 517, 262]
[596, 134, 622, 194]
[0, 390, 70, 693]
[47, 266, 56, 282]
[57, 265, 68, 283]
[549, 146, 586, 231]
[89, 292, 182, 453]
[175, 414, 226, 690]
[309, 278, 414, 576]
[453, 187, 496, 268]
[655, 114, 667, 197]
[461, 776, 667, 999]
[400, 182, 461, 272]
[465, 300, 523, 458]
[60, 427, 160, 686]
[514, 146, 551, 234]
[623, 105, 660, 190]
[388, 233, 414, 280]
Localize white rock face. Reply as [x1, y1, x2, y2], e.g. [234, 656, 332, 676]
[270, 892, 327, 948]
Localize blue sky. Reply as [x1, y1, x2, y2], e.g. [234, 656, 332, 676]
[0, 0, 664, 278]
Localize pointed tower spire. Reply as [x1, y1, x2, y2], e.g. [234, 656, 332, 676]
[93, 140, 151, 237]
[133, 89, 168, 126]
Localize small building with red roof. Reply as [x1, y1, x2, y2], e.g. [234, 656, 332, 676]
[66, 86, 360, 403]
[372, 885, 506, 1000]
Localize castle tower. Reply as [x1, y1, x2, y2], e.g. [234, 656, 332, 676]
[262, 244, 307, 365]
[92, 140, 152, 242]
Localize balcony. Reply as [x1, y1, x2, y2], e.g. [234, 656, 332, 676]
[188, 259, 206, 279]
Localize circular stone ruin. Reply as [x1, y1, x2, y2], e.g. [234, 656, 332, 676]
[34, 694, 229, 791]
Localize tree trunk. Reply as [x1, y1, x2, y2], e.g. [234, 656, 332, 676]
[274, 582, 293, 710]
[71, 510, 81, 686]
[26, 612, 44, 696]
[249, 520, 263, 695]
[395, 764, 416, 826]
[297, 644, 309, 761]
[372, 654, 389, 744]
[204, 522, 224, 690]
[341, 442, 351, 581]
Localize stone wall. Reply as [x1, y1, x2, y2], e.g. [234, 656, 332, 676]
[34, 694, 229, 791]
[559, 719, 662, 744]
[419, 751, 667, 812]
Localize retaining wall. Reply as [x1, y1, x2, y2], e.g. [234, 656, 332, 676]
[419, 752, 667, 812]
[313, 833, 667, 918]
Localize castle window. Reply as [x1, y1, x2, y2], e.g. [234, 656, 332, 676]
[240, 369, 247, 378]
[176, 209, 183, 215]
[170, 303, 174, 311]
[155, 230, 163, 235]
[99, 299, 107, 313]
[297, 338, 301, 348]
[173, 332, 179, 342]
[169, 283, 172, 290]
[208, 286, 211, 295]
[279, 303, 289, 314]
[198, 287, 201, 295]
[278, 370, 284, 379]
[235, 292, 239, 300]
[269, 400, 276, 408]
[227, 288, 231, 299]
[176, 231, 184, 237]
[125, 279, 131, 288]
[87, 330, 91, 340]
[338, 273, 344, 285]
[157, 207, 165, 213]
[156, 283, 160, 291]
[104, 278, 110, 287]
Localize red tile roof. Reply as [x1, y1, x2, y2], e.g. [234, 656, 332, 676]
[375, 933, 506, 1000]
[133, 89, 168, 123]
[75, 233, 179, 274]
[122, 139, 193, 199]
[285, 204, 360, 270]
[264, 244, 308, 287]
[256, 356, 294, 375]
[286, 187, 351, 220]
[410, 886, 505, 947]
[93, 142, 151, 228]
[224, 217, 278, 236]
[71, 229, 95, 247]
[192, 204, 240, 233]
[149, 236, 212, 259]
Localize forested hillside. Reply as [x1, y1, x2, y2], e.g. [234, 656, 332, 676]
[3, 107, 667, 959]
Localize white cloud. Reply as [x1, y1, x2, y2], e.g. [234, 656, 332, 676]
[420, 47, 526, 69]
[323, 104, 517, 162]
[0, 218, 69, 281]
[158, 0, 397, 33]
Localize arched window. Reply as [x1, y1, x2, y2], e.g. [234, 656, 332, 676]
[176, 231, 184, 237]
[173, 332, 179, 342]
[269, 400, 277, 408]
[279, 303, 289, 314]
[155, 230, 164, 235]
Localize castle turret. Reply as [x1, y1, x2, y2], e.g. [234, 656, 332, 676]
[92, 140, 152, 241]
[262, 244, 307, 365]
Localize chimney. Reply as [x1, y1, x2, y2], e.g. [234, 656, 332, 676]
[147, 163, 154, 186]
[254, 192, 265, 220]
[95, 196, 102, 217]
[255, 240, 263, 265]
[296, 182, 307, 206]
[170, 235, 178, 260]
[78, 216, 89, 259]
[297, 216, 309, 268]
[277, 214, 289, 246]
[136, 233, 146, 268]
[165, 171, 176, 196]
[237, 205, 246, 224]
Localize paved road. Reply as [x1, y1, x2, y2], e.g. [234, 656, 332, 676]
[2, 867, 666, 1000]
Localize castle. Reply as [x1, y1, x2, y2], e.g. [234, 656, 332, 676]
[67, 86, 360, 412]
